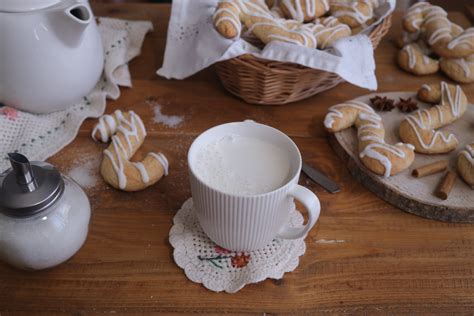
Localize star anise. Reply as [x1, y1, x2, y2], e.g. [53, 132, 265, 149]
[396, 97, 418, 113]
[370, 96, 395, 111]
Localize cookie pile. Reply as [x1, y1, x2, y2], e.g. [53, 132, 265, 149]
[213, 0, 382, 50]
[396, 2, 474, 83]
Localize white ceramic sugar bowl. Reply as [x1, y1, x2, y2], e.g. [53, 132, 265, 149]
[0, 0, 104, 114]
[0, 154, 91, 270]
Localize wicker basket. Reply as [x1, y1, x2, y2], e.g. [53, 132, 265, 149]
[215, 15, 392, 105]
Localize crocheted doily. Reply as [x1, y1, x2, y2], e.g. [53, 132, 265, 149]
[169, 198, 306, 293]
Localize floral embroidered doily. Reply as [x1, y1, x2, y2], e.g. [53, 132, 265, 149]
[169, 198, 306, 293]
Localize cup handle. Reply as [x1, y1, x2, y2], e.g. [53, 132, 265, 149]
[275, 184, 320, 240]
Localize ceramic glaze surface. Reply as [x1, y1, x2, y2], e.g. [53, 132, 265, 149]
[0, 0, 104, 113]
[188, 121, 321, 251]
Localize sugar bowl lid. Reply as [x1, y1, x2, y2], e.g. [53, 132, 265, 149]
[0, 153, 64, 218]
[0, 0, 61, 13]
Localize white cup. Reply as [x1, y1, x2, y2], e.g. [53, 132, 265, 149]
[188, 121, 321, 251]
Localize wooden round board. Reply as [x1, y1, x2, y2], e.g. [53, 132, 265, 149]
[328, 91, 474, 223]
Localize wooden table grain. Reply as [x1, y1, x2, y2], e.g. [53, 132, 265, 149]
[1, 4, 473, 315]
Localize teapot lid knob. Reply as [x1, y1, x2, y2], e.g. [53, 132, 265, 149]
[0, 154, 64, 218]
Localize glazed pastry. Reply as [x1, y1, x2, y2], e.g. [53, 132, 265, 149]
[329, 0, 378, 29]
[266, 0, 284, 17]
[92, 110, 169, 191]
[349, 16, 376, 34]
[402, 3, 474, 59]
[265, 0, 276, 7]
[213, 0, 317, 48]
[279, 0, 330, 22]
[440, 54, 474, 83]
[402, 2, 444, 33]
[324, 100, 415, 177]
[457, 143, 474, 188]
[395, 31, 420, 49]
[450, 22, 464, 37]
[395, 21, 464, 49]
[213, 0, 267, 39]
[399, 82, 468, 154]
[428, 25, 474, 59]
[397, 43, 439, 75]
[296, 16, 352, 49]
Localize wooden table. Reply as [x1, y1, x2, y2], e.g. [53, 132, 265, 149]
[1, 4, 473, 315]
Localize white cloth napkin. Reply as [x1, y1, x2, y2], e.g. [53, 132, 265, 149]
[0, 18, 153, 172]
[157, 0, 395, 90]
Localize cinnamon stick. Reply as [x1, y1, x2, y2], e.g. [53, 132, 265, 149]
[435, 171, 457, 200]
[412, 160, 448, 178]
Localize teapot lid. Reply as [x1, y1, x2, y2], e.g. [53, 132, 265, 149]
[0, 0, 61, 13]
[0, 153, 64, 218]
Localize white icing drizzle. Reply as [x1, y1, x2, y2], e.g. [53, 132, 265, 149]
[216, 0, 318, 47]
[325, 99, 414, 178]
[149, 152, 169, 176]
[460, 144, 474, 165]
[92, 112, 118, 142]
[324, 100, 374, 129]
[451, 22, 464, 35]
[331, 1, 372, 24]
[410, 18, 422, 31]
[447, 28, 474, 50]
[307, 18, 349, 48]
[268, 0, 283, 17]
[434, 105, 444, 123]
[214, 1, 242, 36]
[133, 162, 150, 184]
[104, 137, 128, 189]
[404, 2, 452, 46]
[440, 81, 462, 117]
[281, 0, 329, 21]
[404, 82, 464, 151]
[405, 116, 457, 150]
[427, 24, 451, 46]
[282, 0, 306, 21]
[360, 143, 409, 178]
[452, 58, 472, 77]
[100, 111, 158, 190]
[422, 55, 430, 65]
[94, 110, 168, 190]
[404, 2, 431, 31]
[421, 84, 432, 91]
[404, 45, 416, 69]
[357, 112, 411, 178]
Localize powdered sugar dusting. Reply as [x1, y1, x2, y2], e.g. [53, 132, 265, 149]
[152, 104, 184, 128]
[67, 155, 100, 189]
[315, 239, 346, 244]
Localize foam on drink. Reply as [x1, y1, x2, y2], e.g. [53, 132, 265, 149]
[193, 134, 292, 195]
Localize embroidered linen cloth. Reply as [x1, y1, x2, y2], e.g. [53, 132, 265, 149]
[0, 18, 153, 172]
[157, 0, 395, 90]
[169, 198, 307, 293]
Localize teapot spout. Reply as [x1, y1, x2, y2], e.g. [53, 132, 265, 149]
[64, 3, 92, 31]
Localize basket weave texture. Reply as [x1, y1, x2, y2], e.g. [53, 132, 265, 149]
[215, 15, 392, 105]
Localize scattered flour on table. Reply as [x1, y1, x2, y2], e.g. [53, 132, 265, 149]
[67, 154, 100, 189]
[315, 239, 346, 244]
[152, 104, 184, 128]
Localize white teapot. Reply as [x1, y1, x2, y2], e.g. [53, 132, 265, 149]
[0, 0, 104, 114]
